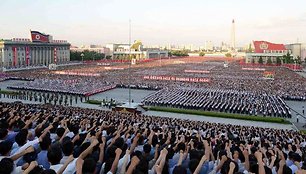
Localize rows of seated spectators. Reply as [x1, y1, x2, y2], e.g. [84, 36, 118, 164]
[142, 87, 292, 118]
[0, 102, 306, 174]
[4, 61, 306, 101]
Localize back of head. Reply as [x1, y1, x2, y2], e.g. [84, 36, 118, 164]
[82, 158, 96, 174]
[15, 129, 28, 146]
[143, 144, 151, 154]
[61, 140, 74, 156]
[41, 169, 57, 174]
[28, 166, 44, 174]
[173, 165, 187, 174]
[134, 155, 149, 174]
[47, 145, 63, 165]
[0, 141, 13, 156]
[56, 127, 65, 138]
[40, 134, 51, 151]
[0, 158, 14, 174]
[189, 159, 199, 173]
[0, 128, 8, 140]
[23, 149, 38, 163]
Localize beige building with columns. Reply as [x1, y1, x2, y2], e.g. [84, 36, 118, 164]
[0, 32, 70, 69]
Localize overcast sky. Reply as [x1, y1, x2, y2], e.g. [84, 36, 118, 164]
[0, 0, 305, 47]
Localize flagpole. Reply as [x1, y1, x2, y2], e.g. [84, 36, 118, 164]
[128, 19, 131, 105]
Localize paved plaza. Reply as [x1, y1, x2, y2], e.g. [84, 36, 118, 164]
[0, 80, 301, 130]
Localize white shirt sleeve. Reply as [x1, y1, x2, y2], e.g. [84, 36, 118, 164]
[116, 154, 130, 174]
[13, 138, 39, 155]
[63, 158, 78, 174]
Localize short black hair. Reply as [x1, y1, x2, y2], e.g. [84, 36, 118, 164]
[15, 129, 28, 146]
[0, 158, 14, 174]
[0, 128, 8, 140]
[40, 134, 51, 150]
[62, 140, 74, 156]
[56, 127, 65, 138]
[23, 149, 38, 163]
[177, 142, 186, 152]
[41, 169, 57, 174]
[82, 157, 96, 174]
[143, 144, 151, 154]
[47, 145, 63, 165]
[0, 141, 13, 156]
[28, 166, 44, 174]
[173, 165, 187, 174]
[188, 159, 199, 173]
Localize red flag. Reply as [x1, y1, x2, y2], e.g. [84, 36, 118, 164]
[31, 31, 49, 43]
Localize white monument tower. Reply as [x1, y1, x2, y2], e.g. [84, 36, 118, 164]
[231, 19, 236, 51]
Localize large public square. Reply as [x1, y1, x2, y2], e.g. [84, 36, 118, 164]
[1, 57, 306, 130]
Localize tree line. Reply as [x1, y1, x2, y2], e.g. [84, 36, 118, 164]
[70, 50, 111, 61]
[255, 53, 302, 65]
[168, 50, 189, 57]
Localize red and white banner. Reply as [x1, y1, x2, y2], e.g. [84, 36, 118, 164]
[242, 67, 266, 71]
[54, 71, 101, 77]
[143, 75, 210, 83]
[54, 48, 57, 64]
[184, 69, 210, 73]
[30, 31, 49, 43]
[25, 46, 30, 66]
[104, 67, 124, 70]
[12, 47, 17, 66]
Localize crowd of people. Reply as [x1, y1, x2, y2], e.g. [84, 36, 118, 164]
[0, 101, 306, 174]
[142, 87, 292, 118]
[7, 77, 115, 96]
[6, 60, 306, 99]
[1, 91, 89, 106]
[1, 58, 305, 119]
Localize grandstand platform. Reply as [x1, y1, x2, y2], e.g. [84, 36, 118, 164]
[112, 102, 144, 114]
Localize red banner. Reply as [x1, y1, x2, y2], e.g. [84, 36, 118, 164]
[143, 75, 210, 83]
[54, 48, 57, 63]
[184, 70, 210, 73]
[242, 67, 265, 71]
[25, 46, 30, 66]
[31, 31, 49, 43]
[12, 47, 17, 66]
[53, 71, 101, 77]
[263, 71, 275, 79]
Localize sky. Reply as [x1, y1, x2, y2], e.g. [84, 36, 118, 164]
[0, 0, 306, 47]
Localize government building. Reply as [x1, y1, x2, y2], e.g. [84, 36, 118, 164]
[245, 41, 290, 63]
[106, 40, 168, 60]
[0, 31, 70, 69]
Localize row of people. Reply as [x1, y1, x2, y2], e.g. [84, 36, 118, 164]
[0, 102, 305, 174]
[143, 87, 292, 118]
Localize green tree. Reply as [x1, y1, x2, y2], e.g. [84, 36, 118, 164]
[267, 57, 272, 64]
[258, 57, 263, 64]
[70, 50, 105, 61]
[169, 50, 189, 57]
[225, 53, 232, 57]
[70, 51, 82, 61]
[251, 58, 255, 64]
[247, 43, 253, 53]
[199, 52, 205, 57]
[276, 57, 282, 65]
[282, 52, 293, 64]
[297, 56, 301, 64]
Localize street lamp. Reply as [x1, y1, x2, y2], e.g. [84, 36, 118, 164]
[159, 52, 161, 66]
[81, 53, 84, 62]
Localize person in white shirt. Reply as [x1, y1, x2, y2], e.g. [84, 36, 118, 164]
[48, 145, 63, 173]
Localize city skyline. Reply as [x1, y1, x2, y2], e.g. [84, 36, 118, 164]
[0, 0, 306, 46]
